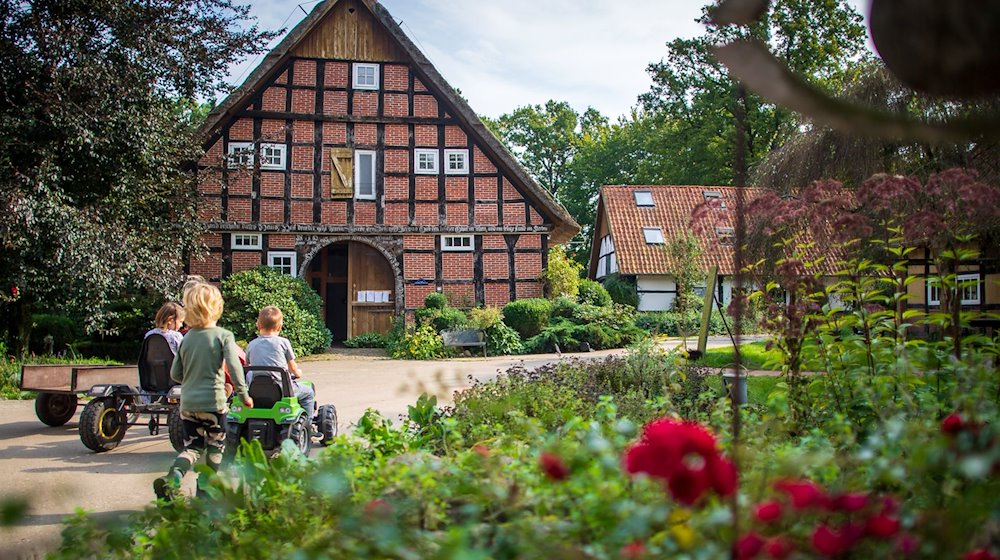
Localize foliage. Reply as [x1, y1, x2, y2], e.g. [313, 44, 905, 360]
[634, 309, 728, 337]
[423, 292, 448, 310]
[482, 321, 523, 356]
[0, 0, 277, 353]
[221, 267, 331, 356]
[28, 314, 79, 355]
[465, 306, 503, 331]
[413, 306, 467, 333]
[342, 332, 387, 349]
[577, 278, 612, 307]
[540, 245, 582, 299]
[665, 231, 705, 319]
[696, 341, 779, 370]
[502, 298, 553, 339]
[602, 273, 639, 308]
[390, 325, 445, 360]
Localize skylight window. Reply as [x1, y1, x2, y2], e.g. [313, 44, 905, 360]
[703, 190, 726, 208]
[634, 191, 654, 207]
[642, 227, 665, 244]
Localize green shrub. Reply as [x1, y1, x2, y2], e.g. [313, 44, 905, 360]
[466, 306, 503, 330]
[342, 332, 387, 349]
[221, 266, 331, 356]
[541, 245, 582, 298]
[577, 279, 612, 307]
[483, 321, 523, 356]
[423, 292, 448, 309]
[29, 314, 79, 355]
[414, 306, 467, 333]
[549, 296, 580, 319]
[602, 273, 639, 308]
[634, 310, 726, 337]
[391, 325, 445, 360]
[502, 298, 552, 339]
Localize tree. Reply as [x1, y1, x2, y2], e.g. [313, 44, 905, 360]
[0, 0, 276, 353]
[641, 0, 867, 186]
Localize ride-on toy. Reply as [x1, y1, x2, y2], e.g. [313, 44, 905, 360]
[225, 365, 337, 457]
[76, 333, 185, 452]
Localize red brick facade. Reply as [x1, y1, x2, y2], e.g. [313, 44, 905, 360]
[194, 55, 550, 311]
[193, 8, 565, 319]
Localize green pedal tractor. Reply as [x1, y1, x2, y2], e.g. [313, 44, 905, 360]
[225, 365, 337, 457]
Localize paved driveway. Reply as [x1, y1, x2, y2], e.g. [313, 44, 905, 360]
[0, 336, 759, 558]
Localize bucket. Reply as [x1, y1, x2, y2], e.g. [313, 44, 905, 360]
[722, 368, 748, 405]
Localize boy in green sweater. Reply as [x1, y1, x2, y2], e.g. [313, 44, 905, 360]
[154, 282, 252, 501]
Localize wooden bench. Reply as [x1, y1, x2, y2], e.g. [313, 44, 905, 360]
[441, 329, 487, 357]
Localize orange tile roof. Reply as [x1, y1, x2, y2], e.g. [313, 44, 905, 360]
[598, 185, 765, 276]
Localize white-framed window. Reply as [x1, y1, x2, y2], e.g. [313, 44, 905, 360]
[353, 63, 379, 90]
[444, 149, 469, 174]
[415, 148, 439, 174]
[928, 273, 981, 306]
[716, 227, 735, 245]
[267, 251, 297, 277]
[634, 191, 654, 207]
[354, 150, 376, 200]
[259, 143, 287, 170]
[231, 233, 261, 250]
[227, 141, 254, 168]
[642, 227, 665, 245]
[440, 235, 473, 251]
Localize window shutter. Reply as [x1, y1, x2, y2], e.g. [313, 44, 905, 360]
[330, 148, 353, 199]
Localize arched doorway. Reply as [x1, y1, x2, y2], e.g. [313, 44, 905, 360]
[304, 240, 398, 342]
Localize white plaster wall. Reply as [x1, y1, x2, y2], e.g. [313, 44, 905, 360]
[637, 275, 676, 311]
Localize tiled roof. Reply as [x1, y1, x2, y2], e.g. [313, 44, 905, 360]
[598, 185, 765, 276]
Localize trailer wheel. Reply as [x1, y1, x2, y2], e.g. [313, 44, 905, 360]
[167, 407, 186, 452]
[80, 398, 128, 452]
[35, 393, 77, 426]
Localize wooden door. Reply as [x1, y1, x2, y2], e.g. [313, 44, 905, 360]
[348, 242, 395, 337]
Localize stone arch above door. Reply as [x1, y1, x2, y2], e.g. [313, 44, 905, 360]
[297, 235, 404, 316]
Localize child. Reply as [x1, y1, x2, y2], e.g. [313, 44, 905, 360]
[245, 306, 315, 418]
[153, 282, 252, 501]
[144, 302, 185, 354]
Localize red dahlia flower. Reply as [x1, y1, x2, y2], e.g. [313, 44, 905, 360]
[865, 513, 900, 539]
[620, 541, 647, 559]
[774, 479, 825, 509]
[942, 413, 965, 435]
[828, 492, 868, 512]
[735, 532, 765, 560]
[539, 452, 570, 481]
[764, 537, 794, 560]
[753, 500, 783, 523]
[812, 523, 862, 556]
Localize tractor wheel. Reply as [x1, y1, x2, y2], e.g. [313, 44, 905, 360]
[288, 414, 311, 456]
[79, 398, 128, 452]
[315, 404, 338, 446]
[35, 393, 77, 427]
[167, 407, 186, 452]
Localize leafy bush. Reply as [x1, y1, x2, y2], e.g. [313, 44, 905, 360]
[29, 314, 79, 355]
[390, 324, 445, 360]
[342, 332, 387, 349]
[423, 292, 448, 309]
[541, 245, 582, 298]
[634, 309, 727, 337]
[414, 306, 467, 333]
[577, 279, 612, 307]
[602, 273, 639, 307]
[502, 298, 552, 339]
[549, 296, 580, 319]
[221, 266, 331, 356]
[483, 321, 523, 356]
[466, 306, 503, 330]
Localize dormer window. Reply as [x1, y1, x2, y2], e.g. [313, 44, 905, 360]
[642, 227, 665, 245]
[353, 63, 379, 90]
[703, 190, 726, 208]
[716, 227, 735, 245]
[634, 190, 654, 207]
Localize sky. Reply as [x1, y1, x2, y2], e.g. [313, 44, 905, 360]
[227, 0, 871, 121]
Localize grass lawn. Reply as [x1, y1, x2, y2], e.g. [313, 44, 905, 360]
[694, 340, 781, 370]
[704, 374, 781, 406]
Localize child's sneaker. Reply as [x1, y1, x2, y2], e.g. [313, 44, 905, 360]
[153, 475, 179, 501]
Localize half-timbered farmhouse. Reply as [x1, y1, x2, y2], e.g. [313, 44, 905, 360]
[190, 0, 579, 341]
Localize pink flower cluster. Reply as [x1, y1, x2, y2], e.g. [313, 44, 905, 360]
[623, 418, 737, 506]
[737, 479, 909, 559]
